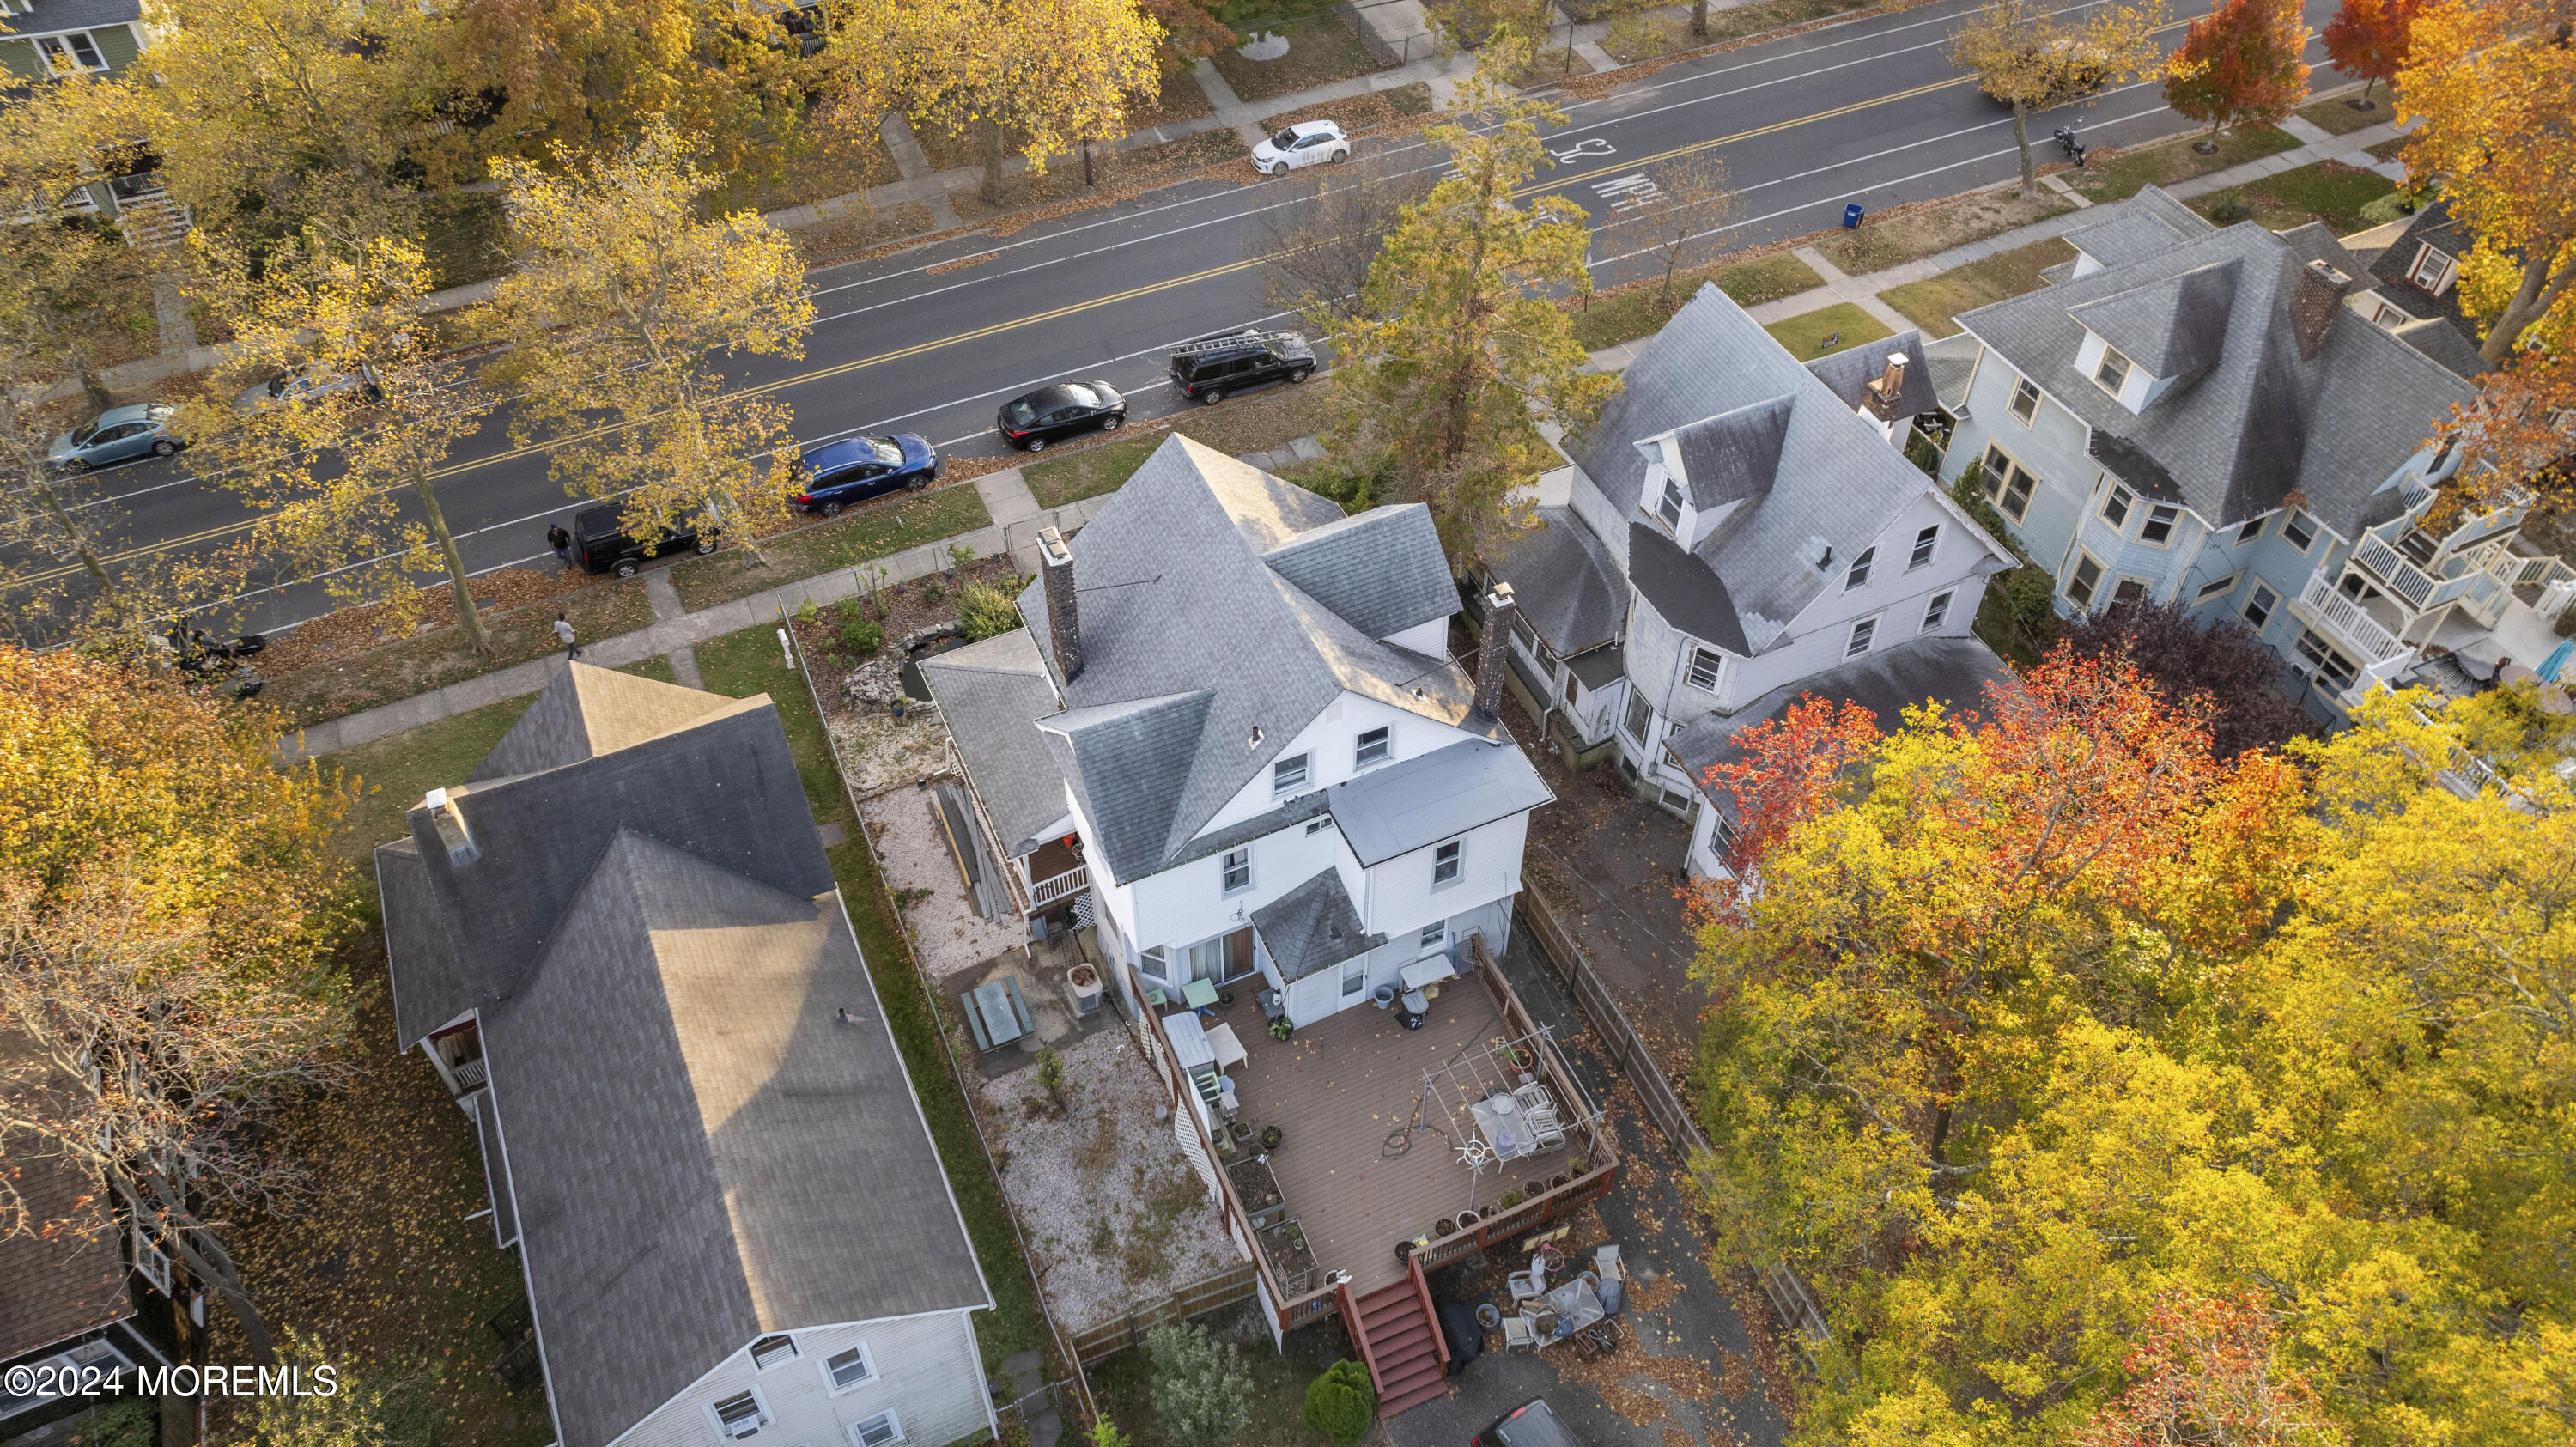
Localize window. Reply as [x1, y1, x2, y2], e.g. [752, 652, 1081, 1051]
[1305, 817, 1333, 836]
[2113, 578, 2148, 606]
[2101, 484, 2135, 530]
[2244, 582, 2278, 629]
[2235, 516, 2267, 546]
[2093, 345, 2134, 396]
[1657, 476, 1684, 529]
[1431, 841, 1462, 887]
[1686, 648, 1722, 692]
[2282, 511, 2317, 551]
[1908, 525, 1939, 571]
[1980, 444, 2035, 521]
[2008, 375, 2042, 425]
[1622, 690, 1652, 744]
[35, 32, 108, 72]
[823, 1346, 873, 1394]
[2067, 554, 2105, 610]
[1658, 787, 1698, 817]
[848, 1414, 903, 1447]
[1340, 955, 1366, 997]
[2295, 629, 2360, 692]
[750, 1335, 798, 1371]
[1844, 616, 1878, 658]
[2196, 573, 2240, 603]
[1272, 753, 1309, 794]
[1921, 590, 1953, 633]
[710, 1391, 769, 1440]
[1355, 727, 1389, 768]
[2367, 296, 2410, 331]
[1510, 612, 1544, 660]
[132, 1232, 173, 1294]
[1419, 922, 1445, 950]
[1221, 848, 1250, 895]
[1844, 546, 1875, 590]
[2408, 245, 2451, 292]
[2140, 503, 2179, 546]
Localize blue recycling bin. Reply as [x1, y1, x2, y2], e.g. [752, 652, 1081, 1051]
[1842, 202, 1865, 228]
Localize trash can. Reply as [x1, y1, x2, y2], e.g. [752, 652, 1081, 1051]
[1373, 984, 1397, 1010]
[1843, 202, 1865, 228]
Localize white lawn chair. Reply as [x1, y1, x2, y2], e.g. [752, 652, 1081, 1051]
[1502, 1313, 1540, 1350]
[1507, 1252, 1549, 1303]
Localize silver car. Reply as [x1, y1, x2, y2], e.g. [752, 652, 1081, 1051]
[237, 371, 373, 410]
[48, 404, 182, 471]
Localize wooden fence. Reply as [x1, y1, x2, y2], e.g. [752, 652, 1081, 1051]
[1066, 1261, 1265, 1364]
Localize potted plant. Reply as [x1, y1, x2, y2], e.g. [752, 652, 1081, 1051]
[1570, 1157, 1590, 1175]
[1526, 1180, 1546, 1198]
[1499, 1190, 1523, 1209]
[1434, 1219, 1455, 1237]
[1261, 1125, 1284, 1151]
[1395, 1239, 1415, 1264]
[1230, 1120, 1253, 1142]
[1551, 1172, 1570, 1190]
[1269, 1018, 1293, 1042]
[1455, 1210, 1480, 1232]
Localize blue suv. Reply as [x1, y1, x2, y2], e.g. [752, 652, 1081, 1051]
[792, 434, 939, 516]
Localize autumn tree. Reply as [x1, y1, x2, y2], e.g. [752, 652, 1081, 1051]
[1692, 694, 1882, 887]
[2058, 597, 2309, 758]
[2319, 0, 2424, 106]
[834, 0, 1165, 205]
[1255, 156, 1435, 327]
[1625, 152, 1741, 317]
[2076, 1292, 2348, 1447]
[1951, 0, 2171, 198]
[2433, 347, 2575, 511]
[0, 648, 357, 1363]
[2165, 0, 2311, 143]
[2400, 0, 2576, 365]
[191, 225, 503, 654]
[1328, 35, 1620, 564]
[489, 122, 817, 571]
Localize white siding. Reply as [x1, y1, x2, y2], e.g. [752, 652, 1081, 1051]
[1730, 490, 1996, 706]
[611, 1311, 990, 1447]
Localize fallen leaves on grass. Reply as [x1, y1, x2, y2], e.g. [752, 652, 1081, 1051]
[259, 567, 593, 675]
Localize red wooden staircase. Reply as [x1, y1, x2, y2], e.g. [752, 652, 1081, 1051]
[1340, 1255, 1451, 1420]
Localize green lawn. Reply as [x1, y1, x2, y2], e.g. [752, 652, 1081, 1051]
[693, 623, 1053, 1377]
[1570, 252, 1826, 350]
[2296, 90, 2399, 137]
[2069, 125, 2301, 202]
[1764, 302, 1892, 359]
[670, 484, 992, 611]
[1208, 15, 1379, 103]
[1878, 237, 2078, 339]
[1024, 381, 1345, 508]
[2196, 160, 2397, 234]
[324, 695, 541, 855]
[617, 654, 678, 684]
[1025, 432, 1162, 509]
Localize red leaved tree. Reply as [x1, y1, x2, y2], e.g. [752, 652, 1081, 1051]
[2320, 0, 2423, 105]
[2166, 0, 2311, 139]
[2436, 347, 2576, 515]
[2077, 1289, 2348, 1447]
[2058, 599, 2311, 759]
[1695, 696, 1884, 882]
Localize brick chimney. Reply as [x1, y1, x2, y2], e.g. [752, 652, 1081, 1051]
[1038, 526, 1083, 684]
[1862, 351, 1909, 422]
[1473, 583, 1517, 721]
[2292, 259, 2354, 362]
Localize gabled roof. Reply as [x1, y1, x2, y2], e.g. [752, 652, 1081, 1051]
[0, 1036, 130, 1361]
[1489, 505, 1624, 655]
[1959, 186, 2477, 535]
[2063, 187, 2215, 269]
[1573, 287, 1975, 654]
[1327, 739, 1553, 867]
[1017, 436, 1487, 884]
[2069, 258, 2240, 379]
[920, 629, 1066, 858]
[1925, 331, 1984, 412]
[1655, 396, 1790, 510]
[1251, 870, 1382, 982]
[2366, 198, 2480, 344]
[8, 0, 141, 36]
[469, 665, 738, 781]
[1803, 331, 1937, 420]
[1630, 521, 1748, 654]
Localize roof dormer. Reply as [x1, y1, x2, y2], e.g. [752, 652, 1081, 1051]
[1633, 396, 1791, 550]
[2066, 258, 2241, 414]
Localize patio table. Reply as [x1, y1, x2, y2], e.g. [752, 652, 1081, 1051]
[966, 978, 1032, 1050]
[1536, 1279, 1605, 1346]
[1469, 1094, 1534, 1161]
[1182, 978, 1219, 1009]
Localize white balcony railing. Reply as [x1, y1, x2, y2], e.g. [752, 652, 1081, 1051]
[2354, 536, 2439, 611]
[1030, 863, 1090, 908]
[2295, 574, 2409, 665]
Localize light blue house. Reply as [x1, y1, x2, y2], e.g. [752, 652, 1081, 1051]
[1938, 186, 2576, 720]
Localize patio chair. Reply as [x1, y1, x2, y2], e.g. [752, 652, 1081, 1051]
[1502, 1313, 1540, 1350]
[1457, 1138, 1493, 1170]
[1507, 1254, 1548, 1303]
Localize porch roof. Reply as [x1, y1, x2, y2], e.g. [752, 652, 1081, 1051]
[1251, 869, 1382, 983]
[920, 629, 1067, 858]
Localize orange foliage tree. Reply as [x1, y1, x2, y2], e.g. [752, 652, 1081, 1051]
[2165, 0, 2310, 137]
[2320, 0, 2424, 105]
[2076, 1290, 2348, 1447]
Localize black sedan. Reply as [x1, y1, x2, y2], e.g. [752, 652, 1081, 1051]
[792, 433, 939, 515]
[997, 380, 1127, 452]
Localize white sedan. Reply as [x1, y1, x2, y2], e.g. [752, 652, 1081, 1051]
[1251, 120, 1352, 175]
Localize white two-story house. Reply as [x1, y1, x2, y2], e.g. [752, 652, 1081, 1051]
[923, 435, 1551, 1032]
[1941, 185, 2576, 720]
[1485, 283, 2019, 879]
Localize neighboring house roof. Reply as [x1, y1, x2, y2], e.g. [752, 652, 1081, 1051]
[374, 665, 989, 1447]
[2391, 315, 2486, 380]
[1566, 644, 1625, 691]
[2063, 191, 2213, 269]
[1924, 331, 1984, 413]
[0, 1037, 129, 1363]
[1327, 738, 1554, 867]
[1571, 286, 1968, 654]
[1020, 436, 1493, 885]
[2069, 258, 2241, 378]
[2366, 198, 2479, 344]
[1802, 331, 1937, 420]
[1665, 635, 2014, 818]
[8, 0, 141, 36]
[1252, 870, 1384, 983]
[1957, 186, 2476, 537]
[920, 629, 1067, 858]
[1489, 505, 1624, 656]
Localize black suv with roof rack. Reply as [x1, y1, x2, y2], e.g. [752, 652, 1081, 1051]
[1168, 329, 1315, 406]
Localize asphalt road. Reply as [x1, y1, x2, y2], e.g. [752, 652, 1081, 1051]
[28, 0, 2360, 635]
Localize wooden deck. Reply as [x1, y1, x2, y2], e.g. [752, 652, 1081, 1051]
[1208, 984, 1578, 1298]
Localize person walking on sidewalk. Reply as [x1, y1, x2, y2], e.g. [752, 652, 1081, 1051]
[547, 523, 572, 569]
[554, 612, 580, 660]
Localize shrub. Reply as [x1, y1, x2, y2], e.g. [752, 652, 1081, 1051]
[65, 1399, 155, 1447]
[1145, 1322, 1252, 1447]
[958, 581, 1022, 641]
[839, 600, 884, 660]
[1304, 1359, 1377, 1445]
[1090, 1417, 1133, 1447]
[1905, 430, 1942, 478]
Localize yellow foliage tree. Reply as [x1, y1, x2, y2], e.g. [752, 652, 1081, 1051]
[1948, 0, 2172, 198]
[489, 121, 817, 571]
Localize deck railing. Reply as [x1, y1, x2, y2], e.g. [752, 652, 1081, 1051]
[1030, 862, 1090, 909]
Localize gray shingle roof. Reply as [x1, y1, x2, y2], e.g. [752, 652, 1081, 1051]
[1017, 436, 1485, 885]
[9, 0, 142, 36]
[1957, 186, 2477, 535]
[1574, 285, 1976, 654]
[1489, 506, 1624, 655]
[920, 629, 1066, 857]
[2063, 189, 2214, 269]
[469, 1088, 518, 1247]
[372, 663, 988, 1447]
[1803, 331, 1937, 420]
[1327, 739, 1552, 867]
[1250, 870, 1382, 982]
[470, 666, 738, 782]
[2068, 258, 2240, 379]
[0, 1036, 129, 1361]
[1665, 635, 2012, 817]
[2365, 198, 2478, 342]
[1662, 396, 1790, 509]
[1629, 521, 1748, 654]
[2392, 315, 2485, 379]
[1925, 331, 1984, 412]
